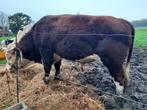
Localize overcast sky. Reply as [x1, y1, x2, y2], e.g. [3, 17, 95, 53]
[0, 0, 146, 22]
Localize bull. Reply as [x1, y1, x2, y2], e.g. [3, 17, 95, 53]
[6, 15, 135, 94]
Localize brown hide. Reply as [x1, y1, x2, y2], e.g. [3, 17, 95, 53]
[18, 15, 135, 88]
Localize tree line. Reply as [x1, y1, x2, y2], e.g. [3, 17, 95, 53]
[0, 12, 32, 35]
[131, 19, 147, 28]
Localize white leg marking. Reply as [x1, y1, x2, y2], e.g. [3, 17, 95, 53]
[113, 80, 124, 94]
[125, 63, 130, 85]
[121, 62, 130, 86]
[45, 76, 49, 81]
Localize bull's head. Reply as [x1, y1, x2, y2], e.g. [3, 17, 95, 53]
[3, 43, 28, 71]
[3, 24, 35, 71]
[4, 42, 62, 71]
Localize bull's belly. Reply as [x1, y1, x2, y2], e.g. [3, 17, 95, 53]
[55, 37, 97, 60]
[55, 47, 95, 60]
[59, 53, 93, 61]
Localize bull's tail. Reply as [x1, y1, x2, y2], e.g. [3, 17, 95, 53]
[126, 24, 135, 65]
[124, 24, 135, 86]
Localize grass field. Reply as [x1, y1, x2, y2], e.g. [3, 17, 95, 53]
[0, 36, 15, 64]
[134, 28, 147, 47]
[0, 28, 147, 64]
[0, 36, 15, 42]
[0, 60, 6, 64]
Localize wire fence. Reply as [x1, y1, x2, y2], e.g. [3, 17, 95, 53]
[28, 32, 134, 37]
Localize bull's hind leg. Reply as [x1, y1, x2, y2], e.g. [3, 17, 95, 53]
[54, 60, 62, 80]
[96, 39, 130, 94]
[99, 55, 128, 94]
[113, 63, 130, 94]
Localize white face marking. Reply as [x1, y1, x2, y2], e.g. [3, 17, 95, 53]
[5, 43, 16, 66]
[114, 80, 124, 94]
[17, 23, 34, 43]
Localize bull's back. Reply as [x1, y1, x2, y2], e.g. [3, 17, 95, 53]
[33, 15, 133, 35]
[31, 15, 134, 60]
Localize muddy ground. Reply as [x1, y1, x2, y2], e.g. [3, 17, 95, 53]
[0, 47, 147, 110]
[76, 47, 147, 110]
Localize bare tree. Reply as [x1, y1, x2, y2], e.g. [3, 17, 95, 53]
[0, 11, 9, 31]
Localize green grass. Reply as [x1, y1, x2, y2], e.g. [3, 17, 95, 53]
[0, 36, 15, 42]
[0, 36, 15, 64]
[134, 28, 147, 47]
[0, 59, 6, 64]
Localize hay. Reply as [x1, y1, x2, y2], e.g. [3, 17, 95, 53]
[0, 60, 105, 110]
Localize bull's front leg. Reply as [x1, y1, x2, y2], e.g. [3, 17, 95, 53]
[41, 53, 53, 84]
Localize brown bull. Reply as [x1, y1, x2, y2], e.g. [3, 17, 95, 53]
[10, 15, 135, 94]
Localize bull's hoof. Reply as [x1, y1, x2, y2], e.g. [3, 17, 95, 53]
[54, 74, 63, 80]
[43, 76, 50, 84]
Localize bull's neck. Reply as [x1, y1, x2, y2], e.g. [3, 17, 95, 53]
[18, 33, 41, 62]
